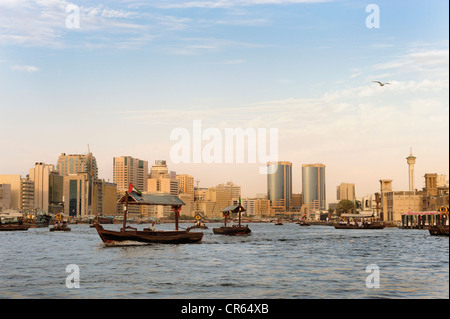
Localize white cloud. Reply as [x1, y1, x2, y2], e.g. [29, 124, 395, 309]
[11, 65, 40, 72]
[157, 0, 332, 9]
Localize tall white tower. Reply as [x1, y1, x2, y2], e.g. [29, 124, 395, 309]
[406, 149, 416, 191]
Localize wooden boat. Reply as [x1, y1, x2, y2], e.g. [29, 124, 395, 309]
[50, 221, 71, 232]
[94, 184, 203, 244]
[0, 224, 29, 231]
[334, 222, 385, 229]
[334, 213, 385, 229]
[213, 203, 251, 236]
[186, 223, 208, 231]
[429, 225, 449, 236]
[299, 222, 310, 226]
[274, 219, 283, 225]
[186, 214, 208, 231]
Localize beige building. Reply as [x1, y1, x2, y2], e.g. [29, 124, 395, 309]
[337, 183, 356, 201]
[57, 153, 98, 179]
[176, 174, 194, 198]
[0, 175, 21, 210]
[384, 191, 422, 222]
[29, 163, 64, 213]
[113, 156, 148, 192]
[0, 184, 11, 211]
[92, 180, 118, 216]
[0, 175, 36, 212]
[241, 198, 271, 217]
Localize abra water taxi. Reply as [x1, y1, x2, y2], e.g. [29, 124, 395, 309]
[334, 213, 385, 229]
[213, 203, 251, 236]
[94, 184, 203, 244]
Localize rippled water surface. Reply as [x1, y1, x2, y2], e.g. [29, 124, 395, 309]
[1, 223, 448, 298]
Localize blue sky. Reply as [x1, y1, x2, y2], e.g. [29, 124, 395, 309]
[0, 0, 448, 202]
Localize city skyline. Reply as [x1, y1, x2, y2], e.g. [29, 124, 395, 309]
[0, 0, 448, 203]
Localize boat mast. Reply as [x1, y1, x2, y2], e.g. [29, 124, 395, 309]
[238, 197, 242, 227]
[122, 191, 128, 232]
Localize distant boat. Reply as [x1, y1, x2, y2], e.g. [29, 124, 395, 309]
[213, 203, 251, 236]
[0, 217, 29, 231]
[429, 225, 449, 236]
[94, 186, 203, 244]
[0, 224, 29, 231]
[334, 213, 385, 229]
[299, 221, 310, 226]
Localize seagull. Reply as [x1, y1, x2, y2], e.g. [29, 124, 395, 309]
[373, 81, 391, 86]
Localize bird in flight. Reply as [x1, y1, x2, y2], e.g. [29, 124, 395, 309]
[373, 81, 391, 86]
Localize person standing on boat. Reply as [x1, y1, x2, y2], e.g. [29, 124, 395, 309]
[149, 221, 156, 231]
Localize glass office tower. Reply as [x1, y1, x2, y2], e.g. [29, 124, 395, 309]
[267, 161, 292, 211]
[302, 163, 326, 210]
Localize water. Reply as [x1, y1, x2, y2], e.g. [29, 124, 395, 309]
[0, 223, 448, 299]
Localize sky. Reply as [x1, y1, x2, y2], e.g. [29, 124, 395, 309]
[0, 0, 448, 203]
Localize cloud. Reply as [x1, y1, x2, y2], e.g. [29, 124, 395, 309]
[11, 65, 40, 72]
[157, 0, 332, 9]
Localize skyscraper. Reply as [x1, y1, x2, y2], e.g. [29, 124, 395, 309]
[113, 156, 148, 192]
[302, 163, 326, 211]
[267, 161, 292, 211]
[57, 153, 98, 179]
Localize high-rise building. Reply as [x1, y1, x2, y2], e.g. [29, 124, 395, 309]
[0, 184, 11, 211]
[57, 153, 98, 179]
[406, 149, 416, 191]
[267, 161, 292, 211]
[302, 163, 326, 211]
[149, 160, 169, 180]
[176, 174, 194, 199]
[337, 183, 356, 201]
[29, 163, 63, 213]
[113, 156, 148, 192]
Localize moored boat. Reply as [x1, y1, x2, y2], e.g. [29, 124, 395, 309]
[428, 225, 449, 236]
[0, 224, 29, 231]
[0, 217, 29, 231]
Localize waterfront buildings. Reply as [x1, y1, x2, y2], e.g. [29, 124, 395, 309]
[267, 161, 292, 212]
[302, 163, 326, 211]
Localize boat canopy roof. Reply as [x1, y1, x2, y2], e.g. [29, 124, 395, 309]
[341, 213, 374, 218]
[221, 205, 246, 213]
[402, 211, 442, 215]
[118, 192, 185, 206]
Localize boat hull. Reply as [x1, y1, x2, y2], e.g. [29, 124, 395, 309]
[94, 224, 203, 244]
[429, 225, 449, 236]
[0, 225, 29, 231]
[334, 223, 385, 229]
[50, 227, 71, 232]
[213, 226, 251, 236]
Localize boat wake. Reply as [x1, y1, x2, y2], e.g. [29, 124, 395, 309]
[103, 240, 150, 247]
